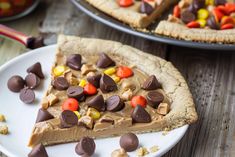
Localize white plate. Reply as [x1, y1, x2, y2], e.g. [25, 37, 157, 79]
[0, 45, 188, 157]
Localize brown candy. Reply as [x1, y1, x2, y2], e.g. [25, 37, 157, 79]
[52, 77, 69, 90]
[7, 75, 25, 92]
[106, 95, 124, 112]
[100, 74, 117, 93]
[140, 1, 154, 15]
[207, 16, 219, 30]
[27, 62, 44, 79]
[120, 133, 139, 152]
[36, 108, 54, 123]
[96, 53, 115, 68]
[146, 91, 164, 108]
[60, 110, 78, 128]
[131, 105, 151, 123]
[87, 74, 101, 88]
[66, 54, 82, 70]
[142, 75, 161, 90]
[87, 95, 105, 112]
[67, 86, 85, 101]
[181, 10, 196, 24]
[19, 88, 35, 104]
[28, 143, 48, 157]
[75, 137, 96, 156]
[215, 0, 226, 5]
[25, 73, 40, 89]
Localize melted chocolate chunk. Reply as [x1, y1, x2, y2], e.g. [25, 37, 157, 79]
[131, 105, 151, 123]
[87, 74, 101, 88]
[66, 54, 82, 70]
[7, 75, 25, 92]
[142, 75, 161, 90]
[36, 108, 54, 123]
[52, 77, 69, 90]
[140, 1, 154, 15]
[19, 88, 35, 104]
[75, 137, 96, 156]
[67, 86, 85, 101]
[27, 62, 44, 79]
[87, 95, 105, 112]
[25, 73, 40, 89]
[106, 95, 124, 112]
[146, 91, 164, 108]
[181, 10, 196, 24]
[96, 53, 115, 68]
[119, 133, 139, 152]
[100, 74, 117, 93]
[60, 110, 78, 128]
[28, 143, 48, 157]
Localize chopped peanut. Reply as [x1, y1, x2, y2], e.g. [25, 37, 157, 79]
[0, 125, 8, 135]
[79, 116, 94, 129]
[137, 147, 149, 157]
[81, 64, 96, 75]
[47, 93, 59, 106]
[149, 145, 159, 153]
[121, 89, 133, 101]
[0, 114, 6, 122]
[111, 148, 128, 157]
[157, 103, 170, 115]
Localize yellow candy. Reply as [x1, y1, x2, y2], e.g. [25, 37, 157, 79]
[87, 108, 101, 120]
[53, 65, 66, 77]
[104, 67, 116, 75]
[206, 0, 214, 5]
[111, 75, 120, 83]
[197, 9, 209, 20]
[0, 2, 11, 10]
[197, 19, 207, 27]
[79, 79, 87, 87]
[74, 111, 81, 119]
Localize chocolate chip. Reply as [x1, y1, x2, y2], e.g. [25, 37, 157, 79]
[25, 73, 40, 89]
[96, 53, 115, 68]
[146, 91, 164, 108]
[28, 143, 48, 157]
[66, 54, 82, 70]
[52, 77, 69, 90]
[67, 86, 85, 101]
[27, 62, 44, 79]
[140, 1, 154, 15]
[207, 16, 219, 30]
[7, 75, 25, 92]
[120, 133, 139, 152]
[181, 10, 196, 24]
[75, 137, 96, 156]
[142, 75, 161, 90]
[100, 74, 117, 93]
[215, 0, 226, 5]
[87, 74, 101, 88]
[36, 108, 54, 123]
[87, 95, 105, 112]
[106, 95, 124, 112]
[60, 110, 78, 128]
[19, 88, 35, 104]
[131, 105, 151, 123]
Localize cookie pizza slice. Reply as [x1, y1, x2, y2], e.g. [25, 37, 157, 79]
[155, 0, 235, 43]
[84, 0, 178, 28]
[28, 35, 197, 147]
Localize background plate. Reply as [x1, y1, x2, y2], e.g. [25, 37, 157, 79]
[70, 0, 235, 51]
[0, 45, 188, 157]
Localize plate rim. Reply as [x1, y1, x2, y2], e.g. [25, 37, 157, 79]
[70, 0, 235, 51]
[0, 45, 188, 157]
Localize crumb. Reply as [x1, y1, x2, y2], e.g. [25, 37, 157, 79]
[137, 147, 149, 157]
[0, 125, 9, 135]
[0, 114, 6, 122]
[111, 148, 128, 157]
[150, 145, 159, 153]
[162, 131, 168, 136]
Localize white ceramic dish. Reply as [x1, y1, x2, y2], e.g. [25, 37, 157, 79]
[0, 45, 188, 157]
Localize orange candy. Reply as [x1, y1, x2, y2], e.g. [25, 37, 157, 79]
[84, 83, 97, 95]
[186, 21, 200, 28]
[118, 0, 134, 7]
[216, 5, 229, 15]
[62, 98, 79, 111]
[116, 66, 133, 79]
[173, 5, 180, 18]
[221, 23, 234, 30]
[225, 3, 235, 14]
[221, 16, 234, 26]
[131, 95, 147, 108]
[213, 8, 224, 21]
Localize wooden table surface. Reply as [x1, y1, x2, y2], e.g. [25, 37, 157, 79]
[0, 0, 235, 157]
